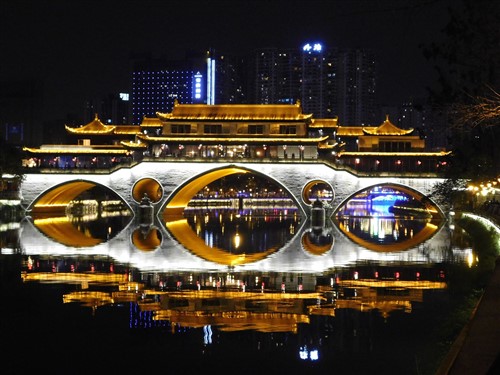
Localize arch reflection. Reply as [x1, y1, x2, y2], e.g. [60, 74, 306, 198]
[30, 186, 133, 247]
[131, 225, 162, 251]
[333, 184, 444, 252]
[301, 226, 334, 256]
[165, 208, 302, 266]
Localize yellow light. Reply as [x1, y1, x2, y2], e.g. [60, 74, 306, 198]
[233, 232, 240, 249]
[467, 251, 474, 268]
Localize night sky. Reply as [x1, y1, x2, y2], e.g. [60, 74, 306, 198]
[1, 0, 457, 122]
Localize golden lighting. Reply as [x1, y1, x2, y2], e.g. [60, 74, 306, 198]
[233, 231, 241, 249]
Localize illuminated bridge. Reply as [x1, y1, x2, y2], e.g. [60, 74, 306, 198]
[16, 159, 457, 274]
[20, 160, 446, 218]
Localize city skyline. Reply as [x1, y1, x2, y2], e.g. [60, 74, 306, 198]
[1, 0, 456, 123]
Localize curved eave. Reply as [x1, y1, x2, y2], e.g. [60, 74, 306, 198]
[362, 129, 415, 136]
[136, 134, 329, 144]
[22, 147, 130, 155]
[309, 118, 339, 128]
[113, 126, 142, 134]
[156, 112, 313, 122]
[336, 129, 366, 137]
[120, 141, 149, 149]
[318, 141, 341, 149]
[337, 151, 452, 157]
[65, 124, 116, 135]
[140, 117, 163, 127]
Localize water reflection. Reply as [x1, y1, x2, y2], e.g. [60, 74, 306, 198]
[181, 208, 301, 254]
[1, 189, 477, 373]
[30, 197, 133, 247]
[334, 185, 444, 252]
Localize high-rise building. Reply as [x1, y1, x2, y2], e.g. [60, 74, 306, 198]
[208, 49, 247, 104]
[130, 53, 207, 125]
[129, 45, 378, 126]
[300, 43, 336, 118]
[335, 49, 378, 125]
[248, 44, 375, 122]
[252, 48, 300, 105]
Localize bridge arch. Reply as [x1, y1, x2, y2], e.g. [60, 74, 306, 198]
[132, 177, 163, 204]
[27, 179, 133, 217]
[302, 179, 335, 205]
[332, 182, 445, 252]
[334, 182, 444, 219]
[160, 164, 305, 221]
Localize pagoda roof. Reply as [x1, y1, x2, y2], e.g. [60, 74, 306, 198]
[157, 101, 313, 121]
[65, 114, 115, 135]
[136, 134, 328, 145]
[309, 117, 339, 128]
[362, 115, 414, 136]
[140, 117, 163, 127]
[336, 126, 365, 136]
[337, 150, 451, 157]
[113, 125, 141, 134]
[23, 145, 131, 155]
[120, 140, 149, 149]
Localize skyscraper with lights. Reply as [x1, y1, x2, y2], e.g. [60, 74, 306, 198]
[334, 49, 377, 125]
[130, 45, 378, 125]
[131, 54, 207, 125]
[300, 42, 336, 119]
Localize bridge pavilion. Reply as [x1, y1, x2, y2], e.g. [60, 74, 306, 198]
[22, 101, 450, 174]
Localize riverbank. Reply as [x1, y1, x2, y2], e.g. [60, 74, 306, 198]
[436, 213, 500, 374]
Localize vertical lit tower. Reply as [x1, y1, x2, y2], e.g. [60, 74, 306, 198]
[335, 49, 377, 125]
[301, 42, 327, 118]
[254, 48, 277, 104]
[206, 50, 215, 105]
[252, 48, 300, 105]
[206, 49, 247, 104]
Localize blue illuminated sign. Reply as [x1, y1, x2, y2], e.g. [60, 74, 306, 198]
[302, 43, 323, 53]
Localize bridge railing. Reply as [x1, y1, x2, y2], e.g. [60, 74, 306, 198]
[21, 155, 445, 179]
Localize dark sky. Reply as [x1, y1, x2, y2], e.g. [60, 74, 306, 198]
[1, 0, 457, 122]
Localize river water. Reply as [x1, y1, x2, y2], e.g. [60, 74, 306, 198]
[0, 186, 476, 375]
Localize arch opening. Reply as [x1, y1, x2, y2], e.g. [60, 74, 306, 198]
[302, 180, 335, 206]
[161, 166, 303, 265]
[333, 183, 445, 252]
[28, 181, 133, 247]
[132, 178, 163, 204]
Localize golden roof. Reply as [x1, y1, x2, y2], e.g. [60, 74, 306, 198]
[157, 101, 313, 121]
[140, 117, 163, 127]
[65, 114, 115, 135]
[113, 125, 141, 134]
[317, 141, 342, 149]
[136, 134, 329, 144]
[309, 117, 339, 128]
[337, 150, 452, 157]
[363, 115, 414, 135]
[336, 126, 365, 136]
[120, 140, 148, 149]
[23, 145, 131, 155]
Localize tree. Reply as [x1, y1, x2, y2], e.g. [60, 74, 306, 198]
[421, 0, 500, 182]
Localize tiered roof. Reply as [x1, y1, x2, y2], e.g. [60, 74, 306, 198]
[157, 101, 313, 121]
[65, 114, 140, 135]
[362, 115, 414, 135]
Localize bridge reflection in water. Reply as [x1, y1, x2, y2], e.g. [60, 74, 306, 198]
[8, 183, 475, 373]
